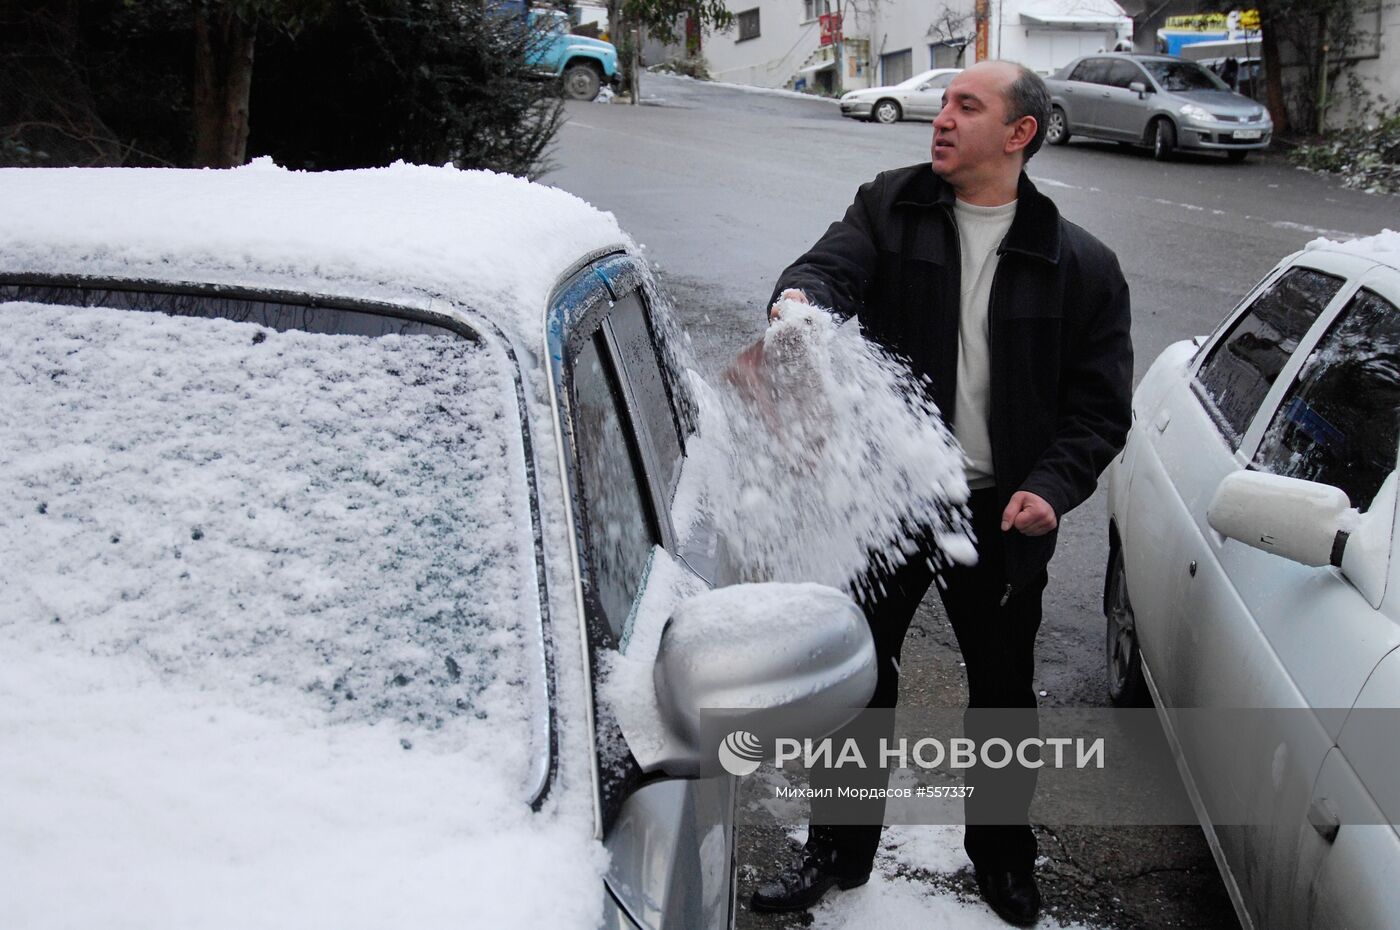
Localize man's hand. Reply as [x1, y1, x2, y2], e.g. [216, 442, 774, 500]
[769, 288, 809, 321]
[1001, 491, 1057, 536]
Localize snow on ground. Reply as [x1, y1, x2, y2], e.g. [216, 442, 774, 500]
[0, 302, 607, 929]
[0, 162, 630, 347]
[790, 826, 1106, 930]
[644, 70, 842, 103]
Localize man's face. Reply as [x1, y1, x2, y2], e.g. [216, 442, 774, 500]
[931, 64, 1019, 188]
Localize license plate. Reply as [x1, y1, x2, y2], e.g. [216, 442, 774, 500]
[1233, 130, 1263, 140]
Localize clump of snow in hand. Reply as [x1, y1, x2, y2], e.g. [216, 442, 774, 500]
[0, 162, 628, 346]
[1305, 228, 1400, 261]
[672, 298, 973, 597]
[0, 302, 607, 928]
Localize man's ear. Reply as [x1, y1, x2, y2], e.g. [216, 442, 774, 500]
[1005, 115, 1038, 156]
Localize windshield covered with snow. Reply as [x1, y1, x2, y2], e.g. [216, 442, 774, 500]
[0, 293, 602, 926]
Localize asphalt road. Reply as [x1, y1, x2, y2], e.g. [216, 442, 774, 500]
[545, 74, 1399, 930]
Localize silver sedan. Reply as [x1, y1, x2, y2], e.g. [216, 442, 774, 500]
[1045, 53, 1272, 162]
[839, 68, 962, 124]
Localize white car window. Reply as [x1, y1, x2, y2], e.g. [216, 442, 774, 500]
[608, 293, 684, 496]
[1254, 287, 1400, 512]
[1195, 267, 1345, 446]
[571, 329, 662, 641]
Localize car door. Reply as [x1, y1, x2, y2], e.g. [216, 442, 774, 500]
[1061, 57, 1111, 135]
[1168, 261, 1400, 928]
[905, 71, 955, 119]
[552, 259, 736, 930]
[1099, 59, 1150, 140]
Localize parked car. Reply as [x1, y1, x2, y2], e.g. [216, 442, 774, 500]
[1104, 230, 1400, 929]
[839, 68, 962, 124]
[0, 164, 876, 929]
[524, 7, 618, 100]
[1045, 53, 1272, 161]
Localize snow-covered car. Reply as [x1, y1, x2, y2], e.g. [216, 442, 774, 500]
[1104, 231, 1400, 929]
[0, 163, 876, 930]
[839, 68, 961, 124]
[1045, 53, 1272, 161]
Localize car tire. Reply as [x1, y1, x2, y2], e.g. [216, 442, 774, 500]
[1226, 149, 1249, 163]
[562, 63, 602, 101]
[873, 99, 902, 124]
[1151, 118, 1176, 161]
[1106, 548, 1151, 708]
[1046, 106, 1070, 145]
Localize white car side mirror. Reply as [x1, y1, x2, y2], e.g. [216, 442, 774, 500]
[1207, 470, 1353, 567]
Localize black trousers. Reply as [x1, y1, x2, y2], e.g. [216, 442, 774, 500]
[807, 487, 1047, 875]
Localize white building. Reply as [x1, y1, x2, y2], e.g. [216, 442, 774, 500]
[703, 0, 1132, 93]
[1325, 0, 1399, 128]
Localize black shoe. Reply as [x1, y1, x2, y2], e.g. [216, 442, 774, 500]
[749, 855, 870, 913]
[975, 868, 1041, 926]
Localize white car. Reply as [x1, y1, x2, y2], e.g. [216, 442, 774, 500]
[839, 68, 961, 124]
[0, 164, 875, 929]
[1105, 230, 1400, 929]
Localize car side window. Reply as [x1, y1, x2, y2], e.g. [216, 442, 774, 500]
[1069, 58, 1110, 85]
[1195, 267, 1345, 446]
[607, 292, 684, 496]
[1106, 60, 1143, 89]
[570, 330, 662, 641]
[928, 72, 955, 89]
[1254, 288, 1400, 512]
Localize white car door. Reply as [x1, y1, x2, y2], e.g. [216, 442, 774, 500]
[1171, 259, 1400, 928]
[905, 71, 955, 119]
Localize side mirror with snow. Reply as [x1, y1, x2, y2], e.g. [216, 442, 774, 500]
[1207, 470, 1352, 567]
[638, 583, 876, 778]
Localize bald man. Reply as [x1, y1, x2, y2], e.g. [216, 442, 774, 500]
[751, 62, 1133, 926]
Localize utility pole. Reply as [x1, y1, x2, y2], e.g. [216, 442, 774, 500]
[833, 0, 845, 95]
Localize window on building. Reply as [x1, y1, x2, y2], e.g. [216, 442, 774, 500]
[1194, 267, 1344, 447]
[802, 0, 829, 22]
[881, 48, 912, 85]
[929, 43, 961, 69]
[737, 7, 760, 41]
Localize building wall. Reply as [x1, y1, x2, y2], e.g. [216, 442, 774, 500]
[1326, 0, 1399, 128]
[978, 0, 1133, 74]
[704, 1, 828, 89]
[704, 0, 1130, 91]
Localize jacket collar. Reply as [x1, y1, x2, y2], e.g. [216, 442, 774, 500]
[892, 165, 1062, 264]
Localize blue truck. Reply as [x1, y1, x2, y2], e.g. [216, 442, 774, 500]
[506, 5, 619, 101]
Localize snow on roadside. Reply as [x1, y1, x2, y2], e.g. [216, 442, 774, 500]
[645, 70, 841, 103]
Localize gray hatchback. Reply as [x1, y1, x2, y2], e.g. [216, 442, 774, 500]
[1044, 53, 1273, 162]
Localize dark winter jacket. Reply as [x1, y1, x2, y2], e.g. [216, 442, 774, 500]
[769, 164, 1133, 595]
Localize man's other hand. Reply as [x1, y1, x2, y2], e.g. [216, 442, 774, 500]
[1001, 491, 1057, 536]
[770, 288, 810, 321]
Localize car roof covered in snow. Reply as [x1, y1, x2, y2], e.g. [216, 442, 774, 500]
[0, 160, 630, 345]
[1305, 229, 1400, 274]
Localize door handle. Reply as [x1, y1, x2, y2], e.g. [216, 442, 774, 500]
[1308, 797, 1340, 843]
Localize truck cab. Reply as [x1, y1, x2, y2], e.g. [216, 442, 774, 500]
[526, 9, 618, 101]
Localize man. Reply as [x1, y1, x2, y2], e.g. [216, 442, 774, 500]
[749, 61, 1132, 926]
